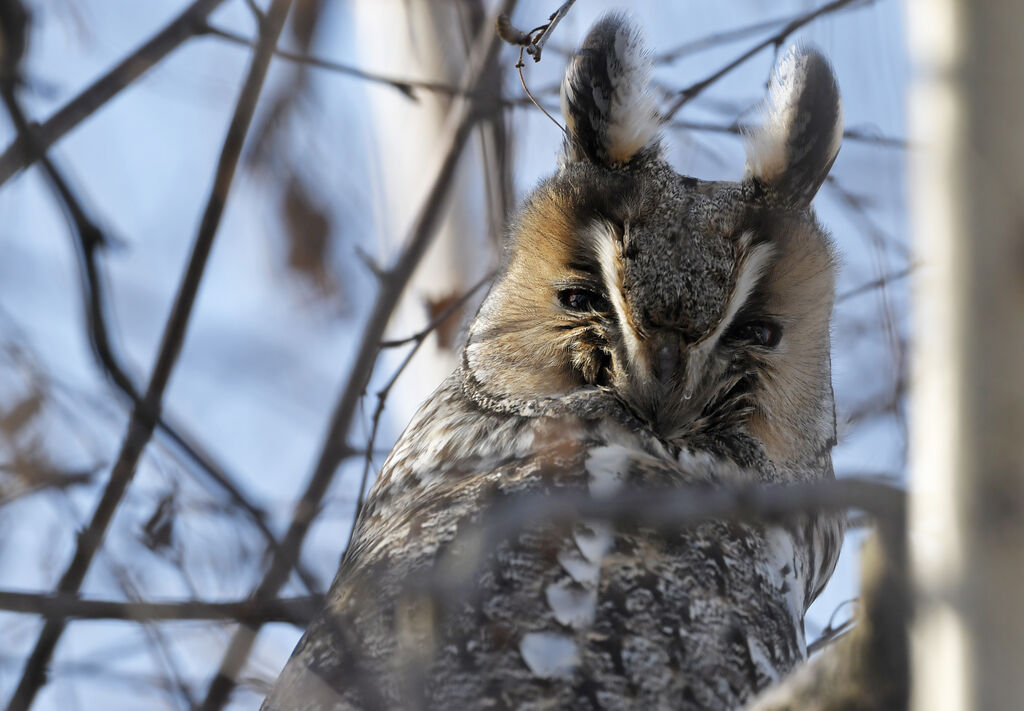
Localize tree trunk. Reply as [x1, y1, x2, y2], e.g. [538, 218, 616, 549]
[908, 1, 1024, 709]
[351, 0, 509, 421]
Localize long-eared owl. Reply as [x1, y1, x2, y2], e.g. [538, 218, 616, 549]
[265, 13, 845, 711]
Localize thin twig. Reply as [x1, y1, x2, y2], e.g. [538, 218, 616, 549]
[201, 23, 446, 101]
[0, 591, 321, 625]
[654, 13, 801, 64]
[379, 272, 494, 349]
[426, 478, 906, 603]
[243, 0, 266, 25]
[825, 175, 912, 261]
[514, 49, 565, 132]
[3, 0, 296, 707]
[836, 266, 915, 304]
[807, 618, 856, 654]
[662, 0, 872, 120]
[0, 465, 98, 505]
[0, 0, 231, 188]
[348, 272, 495, 545]
[0, 51, 321, 596]
[497, 2, 576, 132]
[668, 119, 908, 148]
[195, 4, 518, 709]
[526, 0, 576, 62]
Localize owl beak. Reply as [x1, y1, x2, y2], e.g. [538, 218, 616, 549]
[650, 332, 685, 385]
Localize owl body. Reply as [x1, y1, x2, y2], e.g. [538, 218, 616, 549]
[265, 15, 845, 711]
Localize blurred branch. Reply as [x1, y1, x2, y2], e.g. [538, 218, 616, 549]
[0, 17, 318, 597]
[196, 3, 518, 708]
[807, 599, 858, 654]
[842, 126, 910, 148]
[746, 533, 908, 710]
[0, 463, 98, 505]
[349, 272, 495, 542]
[378, 272, 494, 350]
[243, 0, 266, 24]
[825, 174, 912, 260]
[325, 477, 903, 706]
[0, 0, 231, 188]
[654, 12, 800, 63]
[0, 591, 321, 625]
[427, 478, 905, 602]
[201, 21, 572, 105]
[663, 0, 872, 120]
[458, 1, 516, 246]
[836, 266, 915, 304]
[4, 0, 297, 707]
[201, 23, 436, 101]
[497, 0, 576, 63]
[669, 119, 908, 149]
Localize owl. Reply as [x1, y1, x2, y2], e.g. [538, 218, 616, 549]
[264, 14, 844, 711]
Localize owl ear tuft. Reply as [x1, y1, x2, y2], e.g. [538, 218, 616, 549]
[744, 47, 843, 205]
[560, 14, 661, 167]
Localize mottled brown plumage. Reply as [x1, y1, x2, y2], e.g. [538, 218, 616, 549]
[264, 14, 845, 711]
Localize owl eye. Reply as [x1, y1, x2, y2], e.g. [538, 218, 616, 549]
[728, 319, 783, 348]
[558, 287, 609, 313]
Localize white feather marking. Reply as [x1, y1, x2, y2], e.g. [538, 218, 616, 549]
[744, 47, 842, 184]
[676, 448, 726, 483]
[762, 527, 807, 655]
[519, 632, 580, 678]
[545, 579, 598, 629]
[559, 59, 582, 149]
[557, 549, 601, 586]
[680, 237, 774, 406]
[604, 24, 659, 163]
[591, 221, 646, 373]
[706, 236, 775, 347]
[585, 444, 632, 497]
[573, 520, 614, 564]
[746, 635, 782, 683]
[745, 47, 808, 182]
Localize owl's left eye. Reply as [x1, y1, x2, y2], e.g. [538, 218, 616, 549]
[728, 319, 783, 348]
[558, 288, 609, 313]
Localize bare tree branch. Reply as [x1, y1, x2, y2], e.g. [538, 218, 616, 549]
[3, 0, 297, 707]
[526, 0, 577, 62]
[378, 272, 494, 349]
[349, 272, 495, 543]
[663, 0, 872, 120]
[424, 478, 905, 604]
[0, 26, 321, 597]
[0, 0, 231, 188]
[195, 3, 519, 708]
[0, 591, 321, 625]
[807, 617, 856, 655]
[746, 533, 908, 710]
[201, 22, 437, 100]
[654, 13, 801, 64]
[836, 266, 915, 304]
[669, 118, 908, 148]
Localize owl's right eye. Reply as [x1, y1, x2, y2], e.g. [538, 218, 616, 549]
[558, 287, 609, 313]
[726, 319, 783, 349]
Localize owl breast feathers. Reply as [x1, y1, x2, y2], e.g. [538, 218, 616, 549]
[265, 13, 845, 711]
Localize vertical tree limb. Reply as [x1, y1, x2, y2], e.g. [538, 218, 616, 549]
[0, 12, 320, 599]
[908, 0, 1024, 709]
[0, 0, 229, 188]
[3, 0, 295, 707]
[195, 3, 518, 708]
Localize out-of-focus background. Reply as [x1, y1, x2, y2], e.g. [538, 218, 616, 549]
[0, 0, 907, 708]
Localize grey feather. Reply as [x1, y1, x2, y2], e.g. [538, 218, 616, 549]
[264, 15, 844, 711]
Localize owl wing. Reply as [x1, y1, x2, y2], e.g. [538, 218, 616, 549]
[262, 428, 829, 711]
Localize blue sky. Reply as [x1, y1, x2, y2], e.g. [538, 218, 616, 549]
[0, 1, 909, 707]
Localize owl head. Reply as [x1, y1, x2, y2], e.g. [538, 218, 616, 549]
[465, 15, 841, 470]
